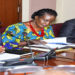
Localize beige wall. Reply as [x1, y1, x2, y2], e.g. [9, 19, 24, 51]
[22, 0, 75, 23]
[29, 0, 56, 20]
[56, 0, 75, 23]
[22, 0, 56, 22]
[56, 0, 63, 23]
[22, 0, 29, 22]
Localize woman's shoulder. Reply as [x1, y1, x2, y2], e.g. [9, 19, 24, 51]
[7, 22, 26, 28]
[23, 21, 30, 26]
[4, 22, 25, 31]
[23, 21, 31, 29]
[44, 25, 52, 30]
[7, 22, 23, 27]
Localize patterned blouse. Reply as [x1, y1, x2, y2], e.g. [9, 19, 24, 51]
[2, 22, 55, 50]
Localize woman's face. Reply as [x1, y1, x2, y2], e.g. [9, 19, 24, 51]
[35, 14, 56, 28]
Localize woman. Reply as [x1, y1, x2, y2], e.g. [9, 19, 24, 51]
[2, 8, 57, 50]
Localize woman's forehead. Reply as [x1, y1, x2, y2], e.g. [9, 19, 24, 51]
[40, 14, 54, 19]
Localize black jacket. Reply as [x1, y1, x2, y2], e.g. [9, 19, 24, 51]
[59, 19, 75, 43]
[59, 19, 75, 37]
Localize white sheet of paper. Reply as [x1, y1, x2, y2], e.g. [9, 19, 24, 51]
[0, 53, 20, 61]
[29, 37, 75, 49]
[30, 37, 67, 49]
[23, 46, 50, 52]
[43, 37, 67, 43]
[45, 44, 67, 48]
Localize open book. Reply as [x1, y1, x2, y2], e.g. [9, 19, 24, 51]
[24, 37, 75, 52]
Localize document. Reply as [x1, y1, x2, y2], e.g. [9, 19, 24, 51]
[0, 52, 33, 62]
[0, 53, 20, 61]
[43, 37, 75, 48]
[43, 37, 67, 43]
[23, 46, 50, 52]
[29, 37, 75, 50]
[29, 37, 67, 49]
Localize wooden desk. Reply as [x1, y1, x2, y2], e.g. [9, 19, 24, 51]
[35, 50, 75, 67]
[0, 50, 75, 75]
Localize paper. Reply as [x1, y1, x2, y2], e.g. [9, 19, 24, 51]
[29, 37, 67, 49]
[29, 37, 75, 49]
[0, 52, 34, 61]
[23, 46, 50, 52]
[23, 37, 75, 51]
[43, 37, 67, 43]
[45, 44, 67, 48]
[43, 37, 75, 48]
[0, 53, 20, 61]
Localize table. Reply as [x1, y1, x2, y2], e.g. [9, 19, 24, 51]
[35, 50, 75, 67]
[0, 49, 75, 75]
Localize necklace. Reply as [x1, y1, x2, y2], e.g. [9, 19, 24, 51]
[29, 21, 44, 37]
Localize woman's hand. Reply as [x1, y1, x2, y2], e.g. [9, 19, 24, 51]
[18, 41, 27, 47]
[18, 40, 47, 47]
[30, 39, 47, 45]
[0, 46, 5, 53]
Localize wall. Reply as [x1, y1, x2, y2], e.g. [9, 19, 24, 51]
[29, 0, 56, 20]
[22, 0, 75, 23]
[56, 0, 63, 23]
[56, 0, 75, 23]
[22, 0, 56, 22]
[22, 0, 29, 22]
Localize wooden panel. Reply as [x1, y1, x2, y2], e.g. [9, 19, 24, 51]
[0, 0, 22, 27]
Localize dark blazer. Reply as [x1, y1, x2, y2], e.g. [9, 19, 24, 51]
[59, 19, 75, 43]
[59, 19, 75, 37]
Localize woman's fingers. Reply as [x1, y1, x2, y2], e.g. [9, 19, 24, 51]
[30, 40, 47, 45]
[19, 42, 27, 46]
[0, 46, 5, 53]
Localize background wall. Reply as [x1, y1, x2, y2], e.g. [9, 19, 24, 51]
[22, 0, 75, 23]
[22, 0, 56, 22]
[29, 0, 56, 20]
[22, 0, 29, 22]
[56, 0, 75, 23]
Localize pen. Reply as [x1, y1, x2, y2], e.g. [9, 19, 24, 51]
[48, 42, 68, 45]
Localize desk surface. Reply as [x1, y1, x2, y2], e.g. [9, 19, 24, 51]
[34, 50, 75, 67]
[0, 49, 75, 75]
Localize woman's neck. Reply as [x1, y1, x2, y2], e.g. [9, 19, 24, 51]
[23, 20, 42, 32]
[29, 20, 44, 37]
[31, 20, 42, 31]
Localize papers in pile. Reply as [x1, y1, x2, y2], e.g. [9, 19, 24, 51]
[24, 37, 75, 52]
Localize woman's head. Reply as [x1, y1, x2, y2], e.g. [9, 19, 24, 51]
[31, 8, 57, 19]
[31, 8, 57, 28]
